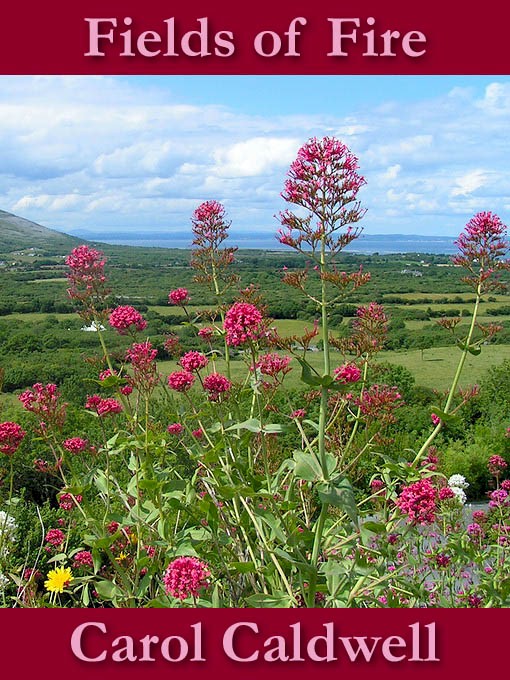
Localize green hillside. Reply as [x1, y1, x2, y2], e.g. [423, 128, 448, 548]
[0, 209, 83, 254]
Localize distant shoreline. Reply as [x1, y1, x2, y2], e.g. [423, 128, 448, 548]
[75, 232, 458, 255]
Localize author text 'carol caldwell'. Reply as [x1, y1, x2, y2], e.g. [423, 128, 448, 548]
[70, 621, 439, 663]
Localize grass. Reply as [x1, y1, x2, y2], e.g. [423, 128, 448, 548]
[157, 343, 509, 393]
[405, 315, 510, 330]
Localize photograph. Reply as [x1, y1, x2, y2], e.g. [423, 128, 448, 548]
[0, 73, 509, 610]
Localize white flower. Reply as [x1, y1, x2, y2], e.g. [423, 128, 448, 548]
[448, 474, 469, 490]
[0, 572, 9, 593]
[450, 486, 467, 505]
[0, 511, 17, 558]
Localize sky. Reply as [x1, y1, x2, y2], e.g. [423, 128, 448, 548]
[0, 75, 509, 240]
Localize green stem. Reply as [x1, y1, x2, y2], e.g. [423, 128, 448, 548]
[414, 282, 482, 462]
[307, 232, 332, 607]
[343, 356, 369, 457]
[306, 503, 327, 607]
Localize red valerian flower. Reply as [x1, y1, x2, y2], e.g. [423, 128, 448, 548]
[19, 383, 67, 431]
[168, 288, 190, 305]
[62, 437, 88, 454]
[452, 211, 509, 293]
[126, 341, 159, 393]
[203, 373, 232, 401]
[278, 137, 366, 257]
[253, 353, 292, 378]
[179, 351, 209, 372]
[167, 423, 184, 435]
[58, 493, 82, 511]
[85, 395, 123, 416]
[108, 305, 147, 334]
[0, 421, 26, 456]
[191, 201, 239, 292]
[487, 454, 508, 476]
[396, 479, 437, 525]
[334, 362, 361, 384]
[45, 528, 65, 546]
[163, 556, 210, 600]
[167, 371, 195, 392]
[224, 302, 264, 346]
[66, 245, 110, 318]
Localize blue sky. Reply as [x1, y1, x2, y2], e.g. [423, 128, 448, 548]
[1, 75, 509, 239]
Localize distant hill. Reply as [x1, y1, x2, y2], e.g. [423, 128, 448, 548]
[0, 210, 83, 254]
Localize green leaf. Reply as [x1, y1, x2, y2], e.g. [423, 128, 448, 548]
[229, 561, 257, 574]
[245, 593, 295, 607]
[93, 471, 109, 494]
[225, 418, 287, 435]
[293, 451, 322, 482]
[296, 357, 325, 387]
[138, 479, 161, 491]
[362, 521, 386, 534]
[456, 340, 482, 356]
[95, 580, 122, 601]
[226, 418, 262, 433]
[97, 375, 126, 390]
[429, 407, 461, 426]
[317, 476, 358, 525]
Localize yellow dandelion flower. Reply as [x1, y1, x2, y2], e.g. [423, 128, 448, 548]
[44, 566, 73, 593]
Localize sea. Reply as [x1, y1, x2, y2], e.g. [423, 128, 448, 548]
[75, 230, 458, 255]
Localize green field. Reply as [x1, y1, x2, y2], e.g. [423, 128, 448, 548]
[155, 343, 508, 393]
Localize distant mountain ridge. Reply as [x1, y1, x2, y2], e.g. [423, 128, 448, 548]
[0, 210, 83, 253]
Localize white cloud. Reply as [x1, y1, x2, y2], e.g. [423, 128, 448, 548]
[1, 76, 510, 238]
[451, 170, 490, 197]
[212, 137, 300, 177]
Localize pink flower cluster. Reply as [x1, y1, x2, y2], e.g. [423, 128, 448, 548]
[167, 371, 195, 392]
[45, 529, 65, 546]
[203, 373, 232, 401]
[0, 421, 26, 456]
[354, 384, 402, 424]
[72, 551, 94, 569]
[223, 302, 264, 347]
[108, 305, 147, 334]
[334, 362, 361, 384]
[167, 423, 184, 435]
[396, 479, 437, 525]
[192, 200, 230, 245]
[282, 137, 366, 213]
[62, 437, 88, 454]
[85, 395, 123, 416]
[253, 353, 292, 377]
[59, 492, 82, 511]
[350, 302, 389, 354]
[66, 245, 108, 307]
[198, 327, 215, 342]
[19, 383, 67, 430]
[452, 212, 509, 292]
[164, 333, 182, 358]
[438, 487, 456, 501]
[126, 341, 159, 393]
[168, 288, 190, 306]
[489, 489, 509, 509]
[179, 351, 209, 372]
[163, 556, 210, 600]
[488, 455, 507, 476]
[98, 369, 116, 381]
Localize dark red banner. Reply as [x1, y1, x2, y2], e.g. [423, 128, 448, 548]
[0, 0, 509, 75]
[0, 609, 505, 678]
